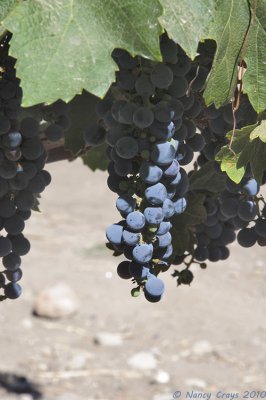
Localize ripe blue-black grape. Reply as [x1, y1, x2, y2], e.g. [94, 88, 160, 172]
[133, 243, 153, 263]
[144, 207, 164, 225]
[237, 228, 257, 247]
[126, 211, 145, 231]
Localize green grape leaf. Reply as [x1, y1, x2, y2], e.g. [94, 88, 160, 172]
[215, 146, 245, 183]
[204, 0, 250, 108]
[249, 119, 266, 142]
[189, 161, 227, 192]
[64, 90, 99, 155]
[82, 144, 108, 172]
[158, 0, 216, 59]
[237, 138, 266, 183]
[215, 123, 266, 183]
[0, 0, 18, 37]
[3, 0, 163, 107]
[215, 125, 253, 183]
[243, 0, 266, 112]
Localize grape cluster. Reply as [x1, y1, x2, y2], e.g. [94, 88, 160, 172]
[101, 33, 266, 302]
[0, 37, 51, 300]
[189, 85, 266, 262]
[102, 34, 209, 302]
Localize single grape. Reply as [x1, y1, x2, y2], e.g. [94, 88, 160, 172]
[4, 282, 22, 299]
[126, 211, 145, 231]
[157, 221, 172, 235]
[208, 246, 222, 262]
[139, 162, 163, 184]
[157, 232, 172, 248]
[237, 227, 257, 247]
[4, 268, 23, 282]
[116, 194, 136, 215]
[150, 64, 173, 89]
[174, 197, 187, 214]
[133, 107, 154, 129]
[122, 230, 141, 246]
[117, 260, 132, 279]
[194, 246, 209, 262]
[242, 178, 259, 196]
[2, 131, 22, 149]
[162, 198, 175, 218]
[254, 218, 266, 237]
[144, 276, 165, 298]
[106, 224, 124, 245]
[187, 133, 205, 152]
[145, 182, 167, 206]
[144, 207, 164, 225]
[151, 140, 177, 166]
[4, 215, 25, 235]
[237, 200, 257, 221]
[133, 243, 153, 263]
[115, 137, 138, 159]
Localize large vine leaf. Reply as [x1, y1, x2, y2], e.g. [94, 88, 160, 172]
[158, 0, 216, 60]
[204, 0, 250, 108]
[3, 0, 163, 107]
[0, 0, 18, 36]
[243, 0, 266, 113]
[189, 161, 227, 192]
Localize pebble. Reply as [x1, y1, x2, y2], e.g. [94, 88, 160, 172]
[192, 340, 213, 356]
[154, 370, 170, 384]
[68, 352, 94, 369]
[185, 378, 207, 389]
[128, 351, 157, 370]
[19, 395, 34, 400]
[94, 332, 123, 347]
[21, 318, 33, 329]
[32, 283, 79, 319]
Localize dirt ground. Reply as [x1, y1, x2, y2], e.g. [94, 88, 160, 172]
[0, 158, 265, 400]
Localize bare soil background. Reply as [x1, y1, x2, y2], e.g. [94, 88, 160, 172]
[0, 159, 265, 400]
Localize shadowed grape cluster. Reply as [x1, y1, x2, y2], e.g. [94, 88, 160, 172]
[0, 37, 51, 301]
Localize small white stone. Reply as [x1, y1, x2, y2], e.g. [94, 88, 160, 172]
[19, 395, 34, 400]
[33, 283, 79, 319]
[185, 378, 207, 389]
[192, 340, 213, 356]
[105, 271, 113, 279]
[128, 351, 157, 370]
[69, 352, 94, 369]
[21, 318, 33, 329]
[94, 332, 123, 346]
[154, 370, 170, 384]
